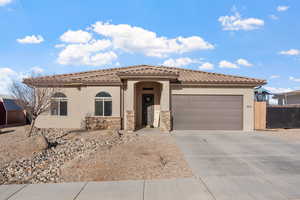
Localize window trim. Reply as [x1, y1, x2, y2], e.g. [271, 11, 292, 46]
[51, 93, 68, 116]
[95, 92, 112, 116]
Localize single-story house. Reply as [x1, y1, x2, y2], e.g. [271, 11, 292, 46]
[0, 95, 27, 126]
[24, 65, 266, 132]
[273, 90, 300, 105]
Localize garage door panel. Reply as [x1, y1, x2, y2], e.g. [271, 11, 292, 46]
[172, 95, 243, 130]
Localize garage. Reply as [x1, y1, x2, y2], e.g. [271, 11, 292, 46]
[172, 95, 243, 130]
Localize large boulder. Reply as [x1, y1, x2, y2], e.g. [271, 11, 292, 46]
[26, 135, 49, 152]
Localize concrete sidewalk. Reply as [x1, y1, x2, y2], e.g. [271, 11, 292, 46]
[0, 178, 214, 200]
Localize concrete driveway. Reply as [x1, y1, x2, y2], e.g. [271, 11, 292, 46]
[174, 130, 300, 200]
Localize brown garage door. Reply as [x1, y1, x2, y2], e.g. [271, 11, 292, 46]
[172, 95, 243, 130]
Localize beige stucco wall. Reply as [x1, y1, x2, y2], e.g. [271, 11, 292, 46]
[123, 80, 170, 130]
[36, 86, 121, 129]
[36, 82, 254, 131]
[171, 86, 255, 131]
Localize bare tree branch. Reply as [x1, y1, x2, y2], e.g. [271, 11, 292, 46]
[9, 74, 56, 137]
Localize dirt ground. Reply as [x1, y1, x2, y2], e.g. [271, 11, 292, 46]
[261, 129, 300, 141]
[0, 126, 193, 183]
[0, 126, 38, 168]
[60, 132, 193, 182]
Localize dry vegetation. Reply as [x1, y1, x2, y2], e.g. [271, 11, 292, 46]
[0, 126, 192, 184]
[61, 133, 193, 182]
[0, 126, 42, 168]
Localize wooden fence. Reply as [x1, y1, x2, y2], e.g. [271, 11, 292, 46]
[254, 102, 266, 130]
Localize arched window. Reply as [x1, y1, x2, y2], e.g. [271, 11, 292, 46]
[95, 92, 112, 116]
[51, 92, 68, 116]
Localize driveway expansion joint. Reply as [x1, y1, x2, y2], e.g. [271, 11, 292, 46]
[73, 182, 88, 200]
[6, 184, 28, 200]
[196, 176, 217, 200]
[142, 180, 145, 200]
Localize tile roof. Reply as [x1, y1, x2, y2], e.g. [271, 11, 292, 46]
[117, 66, 179, 77]
[24, 65, 266, 86]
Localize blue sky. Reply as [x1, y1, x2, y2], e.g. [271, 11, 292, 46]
[0, 0, 299, 94]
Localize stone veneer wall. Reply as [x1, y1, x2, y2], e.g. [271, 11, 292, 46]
[126, 110, 135, 131]
[85, 117, 121, 130]
[160, 111, 171, 132]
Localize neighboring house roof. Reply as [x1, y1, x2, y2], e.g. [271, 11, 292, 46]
[2, 99, 23, 111]
[273, 90, 300, 97]
[24, 65, 266, 87]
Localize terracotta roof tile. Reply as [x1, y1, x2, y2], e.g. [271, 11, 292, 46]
[24, 65, 266, 86]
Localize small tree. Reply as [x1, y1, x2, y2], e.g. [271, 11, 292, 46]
[10, 79, 55, 137]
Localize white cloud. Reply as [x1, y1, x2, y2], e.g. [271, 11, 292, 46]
[0, 0, 12, 6]
[236, 58, 253, 67]
[219, 60, 239, 69]
[289, 76, 300, 82]
[55, 44, 66, 48]
[91, 22, 214, 58]
[57, 39, 117, 66]
[269, 15, 279, 20]
[0, 67, 48, 94]
[269, 75, 280, 79]
[87, 52, 118, 66]
[199, 62, 214, 70]
[115, 62, 121, 67]
[279, 49, 300, 56]
[60, 30, 92, 43]
[30, 66, 44, 74]
[0, 68, 25, 94]
[277, 6, 289, 12]
[57, 22, 214, 66]
[162, 57, 202, 67]
[265, 87, 292, 94]
[17, 35, 44, 44]
[218, 12, 264, 31]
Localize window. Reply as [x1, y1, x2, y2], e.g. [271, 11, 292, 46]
[143, 88, 154, 91]
[95, 92, 112, 116]
[51, 92, 68, 116]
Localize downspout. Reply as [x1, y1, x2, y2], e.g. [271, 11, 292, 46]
[121, 81, 124, 130]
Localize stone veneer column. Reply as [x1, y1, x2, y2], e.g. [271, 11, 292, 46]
[124, 80, 137, 131]
[126, 110, 135, 131]
[159, 80, 171, 132]
[160, 111, 171, 132]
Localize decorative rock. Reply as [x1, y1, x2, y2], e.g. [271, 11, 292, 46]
[85, 117, 121, 130]
[0, 128, 136, 185]
[126, 110, 135, 131]
[30, 136, 49, 151]
[160, 111, 171, 132]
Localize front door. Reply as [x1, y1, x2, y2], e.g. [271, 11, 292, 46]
[142, 94, 154, 127]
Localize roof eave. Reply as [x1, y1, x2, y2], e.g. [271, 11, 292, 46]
[173, 81, 266, 87]
[23, 80, 122, 87]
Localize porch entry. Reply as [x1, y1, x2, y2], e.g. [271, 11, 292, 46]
[142, 94, 154, 127]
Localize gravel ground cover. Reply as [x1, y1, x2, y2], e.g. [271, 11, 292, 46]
[0, 126, 192, 184]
